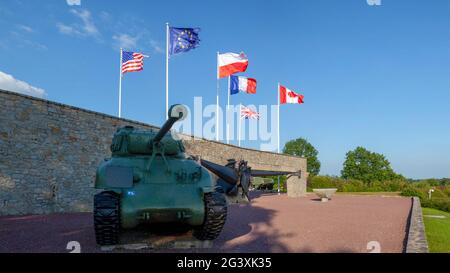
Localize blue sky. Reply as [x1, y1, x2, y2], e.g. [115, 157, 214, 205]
[1, 0, 450, 179]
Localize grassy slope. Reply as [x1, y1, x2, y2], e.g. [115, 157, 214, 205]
[422, 207, 450, 253]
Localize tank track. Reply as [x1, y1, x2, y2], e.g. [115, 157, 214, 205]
[94, 191, 120, 246]
[193, 191, 228, 240]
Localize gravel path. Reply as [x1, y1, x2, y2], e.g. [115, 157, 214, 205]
[0, 193, 412, 253]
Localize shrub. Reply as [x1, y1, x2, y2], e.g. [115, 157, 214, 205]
[269, 175, 287, 192]
[421, 198, 450, 213]
[381, 179, 409, 192]
[413, 182, 433, 189]
[307, 176, 346, 191]
[269, 172, 450, 212]
[307, 176, 409, 192]
[401, 185, 450, 213]
[401, 186, 427, 200]
[341, 179, 366, 192]
[430, 188, 448, 198]
[439, 185, 450, 197]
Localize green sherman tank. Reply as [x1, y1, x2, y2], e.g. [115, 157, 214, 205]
[94, 104, 300, 246]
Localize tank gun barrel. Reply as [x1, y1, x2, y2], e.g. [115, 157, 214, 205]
[200, 159, 300, 181]
[153, 104, 188, 143]
[200, 159, 239, 185]
[153, 117, 178, 143]
[251, 170, 301, 178]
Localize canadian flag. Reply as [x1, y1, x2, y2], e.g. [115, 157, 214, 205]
[279, 84, 304, 104]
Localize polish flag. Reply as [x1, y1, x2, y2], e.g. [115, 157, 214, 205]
[218, 52, 248, 78]
[279, 85, 304, 104]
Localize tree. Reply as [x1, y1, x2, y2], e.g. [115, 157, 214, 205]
[283, 138, 321, 176]
[341, 146, 403, 183]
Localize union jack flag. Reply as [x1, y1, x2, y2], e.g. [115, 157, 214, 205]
[121, 51, 147, 74]
[240, 106, 259, 120]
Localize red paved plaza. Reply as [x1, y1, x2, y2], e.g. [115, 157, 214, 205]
[0, 193, 412, 253]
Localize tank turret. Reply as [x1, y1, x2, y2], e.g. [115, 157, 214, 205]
[109, 104, 188, 157]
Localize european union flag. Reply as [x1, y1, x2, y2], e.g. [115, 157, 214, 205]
[169, 27, 200, 56]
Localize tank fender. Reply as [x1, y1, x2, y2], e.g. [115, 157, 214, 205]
[200, 186, 224, 195]
[200, 186, 217, 195]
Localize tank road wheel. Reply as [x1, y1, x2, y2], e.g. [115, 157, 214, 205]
[94, 191, 120, 246]
[193, 191, 227, 241]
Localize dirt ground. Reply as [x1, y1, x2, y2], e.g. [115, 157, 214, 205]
[0, 192, 412, 253]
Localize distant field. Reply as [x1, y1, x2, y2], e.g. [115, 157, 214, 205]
[422, 208, 450, 253]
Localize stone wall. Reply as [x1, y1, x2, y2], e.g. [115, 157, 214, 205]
[406, 197, 429, 253]
[0, 89, 307, 215]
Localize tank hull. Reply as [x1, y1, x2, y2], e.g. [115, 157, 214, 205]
[95, 156, 214, 229]
[120, 183, 205, 228]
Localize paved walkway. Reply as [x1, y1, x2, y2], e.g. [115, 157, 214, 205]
[0, 193, 412, 253]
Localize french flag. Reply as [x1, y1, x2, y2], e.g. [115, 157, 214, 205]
[230, 75, 257, 95]
[218, 52, 248, 78]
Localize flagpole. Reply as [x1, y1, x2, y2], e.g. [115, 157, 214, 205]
[277, 82, 280, 153]
[238, 103, 242, 147]
[216, 51, 220, 141]
[226, 76, 230, 144]
[277, 82, 281, 195]
[165, 22, 169, 120]
[118, 48, 123, 118]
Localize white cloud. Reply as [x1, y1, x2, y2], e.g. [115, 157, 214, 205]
[112, 33, 163, 55]
[99, 11, 111, 22]
[17, 25, 34, 33]
[112, 34, 139, 49]
[5, 26, 47, 50]
[66, 0, 81, 6]
[0, 71, 46, 98]
[150, 40, 163, 54]
[20, 39, 48, 51]
[71, 9, 98, 36]
[57, 9, 99, 38]
[56, 22, 81, 36]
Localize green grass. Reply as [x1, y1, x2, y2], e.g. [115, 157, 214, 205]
[334, 192, 401, 196]
[422, 207, 450, 253]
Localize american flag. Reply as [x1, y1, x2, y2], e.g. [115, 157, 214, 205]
[121, 51, 146, 74]
[240, 106, 259, 120]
